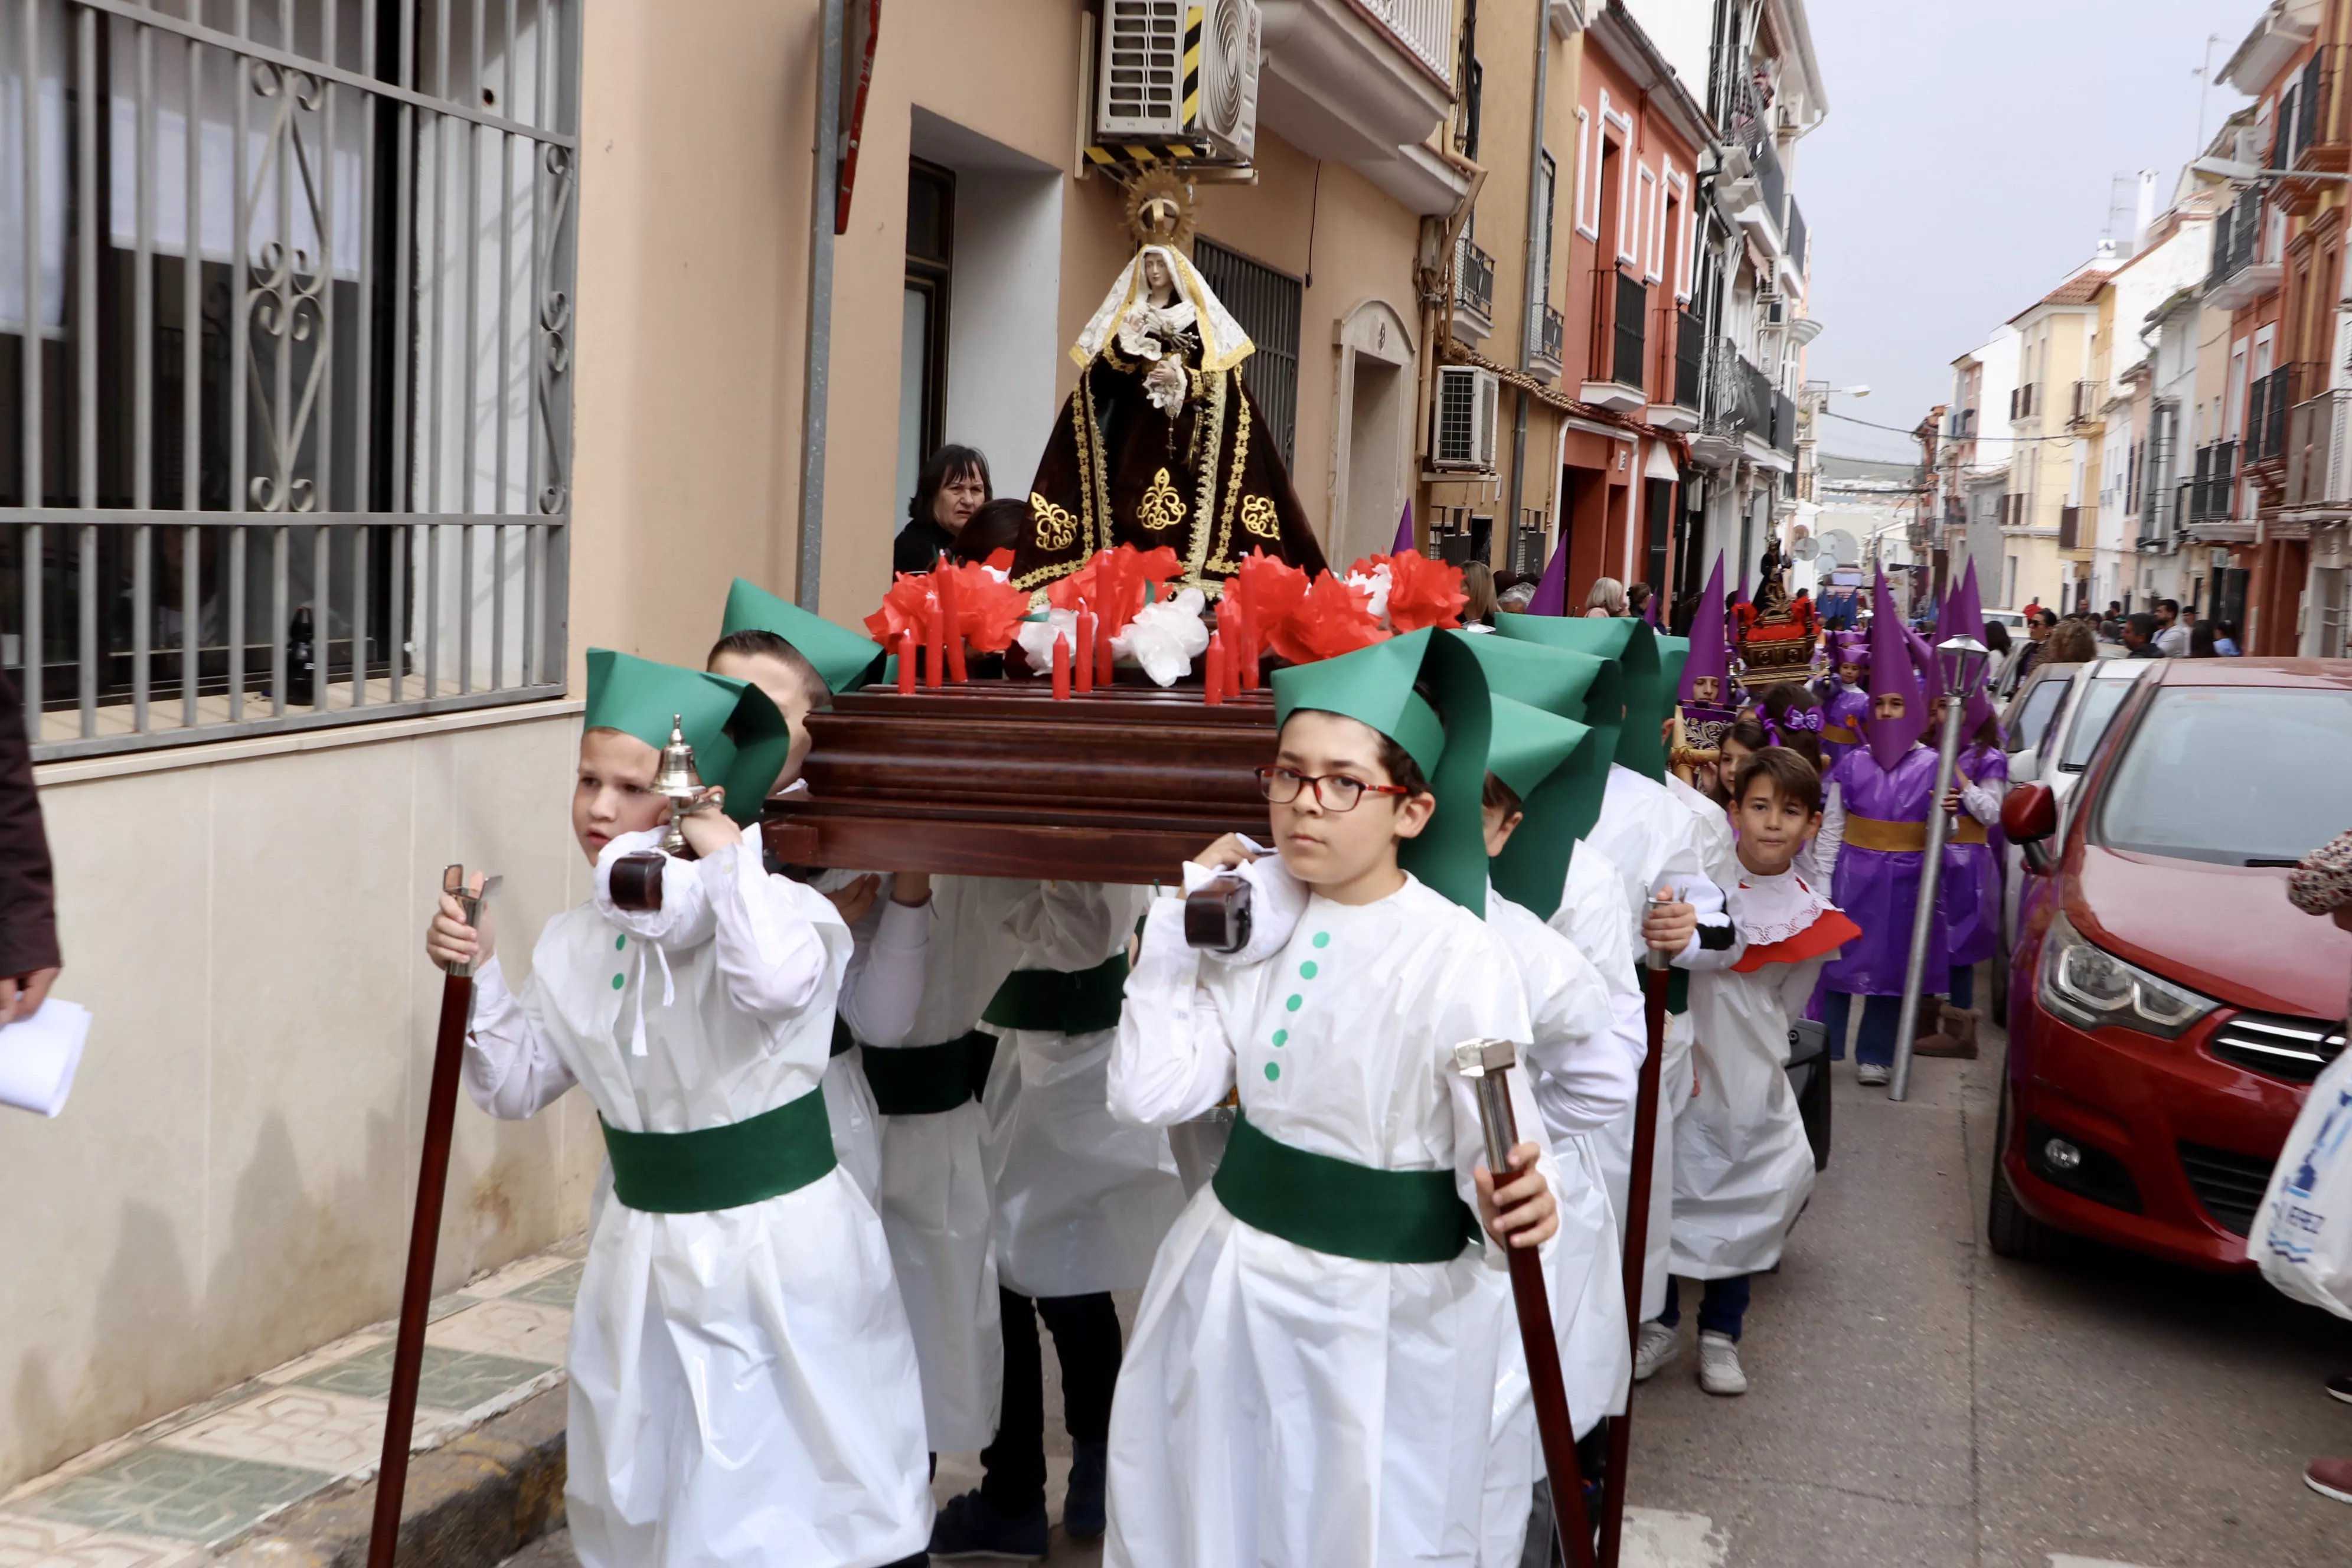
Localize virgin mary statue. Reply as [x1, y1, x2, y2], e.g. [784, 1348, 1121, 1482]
[1010, 244, 1327, 595]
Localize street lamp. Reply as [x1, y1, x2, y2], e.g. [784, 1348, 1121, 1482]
[1889, 633, 1992, 1103]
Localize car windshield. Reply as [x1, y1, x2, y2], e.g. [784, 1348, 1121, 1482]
[2093, 687, 2352, 866]
[2008, 675, 2068, 753]
[2057, 677, 2136, 772]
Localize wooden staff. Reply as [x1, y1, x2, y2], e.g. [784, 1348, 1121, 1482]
[1599, 894, 1674, 1568]
[1456, 1039, 1596, 1568]
[367, 865, 498, 1568]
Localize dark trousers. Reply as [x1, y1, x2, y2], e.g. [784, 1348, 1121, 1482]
[978, 1287, 1123, 1517]
[1826, 967, 1975, 1065]
[1656, 1273, 1752, 1340]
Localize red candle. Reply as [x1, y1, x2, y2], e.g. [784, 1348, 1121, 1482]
[1074, 605, 1095, 694]
[939, 565, 967, 682]
[925, 592, 947, 690]
[1224, 619, 1243, 698]
[896, 630, 916, 695]
[1204, 629, 1226, 705]
[1234, 589, 1259, 690]
[1052, 631, 1073, 700]
[1095, 602, 1115, 686]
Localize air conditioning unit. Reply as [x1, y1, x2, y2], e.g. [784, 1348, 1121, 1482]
[1433, 366, 1501, 471]
[1097, 0, 1260, 161]
[1760, 292, 1786, 326]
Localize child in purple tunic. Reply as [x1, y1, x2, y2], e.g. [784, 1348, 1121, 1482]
[1928, 701, 2007, 1053]
[1819, 641, 1868, 769]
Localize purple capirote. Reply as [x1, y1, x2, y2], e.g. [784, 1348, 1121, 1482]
[1864, 571, 1927, 771]
[1940, 740, 2008, 968]
[1823, 742, 1949, 996]
[1680, 554, 1730, 700]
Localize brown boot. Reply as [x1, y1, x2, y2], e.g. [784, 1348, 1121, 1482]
[1914, 1003, 1981, 1059]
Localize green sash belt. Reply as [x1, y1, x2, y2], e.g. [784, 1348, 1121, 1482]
[600, 1087, 836, 1214]
[1211, 1112, 1480, 1264]
[859, 1028, 998, 1116]
[982, 953, 1131, 1035]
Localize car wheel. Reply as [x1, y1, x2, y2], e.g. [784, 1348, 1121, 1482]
[1990, 941, 2010, 1028]
[1987, 1090, 2070, 1262]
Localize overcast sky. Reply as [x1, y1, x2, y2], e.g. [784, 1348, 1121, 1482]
[1798, 0, 2268, 463]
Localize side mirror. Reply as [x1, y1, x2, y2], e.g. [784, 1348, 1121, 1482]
[2003, 782, 2058, 873]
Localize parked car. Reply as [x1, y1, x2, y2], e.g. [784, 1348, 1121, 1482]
[2000, 658, 2157, 965]
[1993, 658, 2352, 1270]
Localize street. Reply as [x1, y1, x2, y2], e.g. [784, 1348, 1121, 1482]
[499, 1018, 2352, 1568]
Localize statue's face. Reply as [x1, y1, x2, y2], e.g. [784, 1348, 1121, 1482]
[1141, 252, 1172, 296]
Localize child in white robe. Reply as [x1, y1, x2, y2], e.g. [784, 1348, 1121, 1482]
[1643, 746, 1856, 1398]
[1105, 629, 1565, 1568]
[426, 649, 931, 1568]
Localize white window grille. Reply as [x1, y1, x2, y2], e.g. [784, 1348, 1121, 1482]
[1, 0, 577, 760]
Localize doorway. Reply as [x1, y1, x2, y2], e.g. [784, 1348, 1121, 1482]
[1344, 358, 1404, 564]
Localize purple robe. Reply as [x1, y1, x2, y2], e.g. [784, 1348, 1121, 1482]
[1824, 744, 1948, 996]
[1940, 741, 2008, 968]
[1821, 685, 1869, 768]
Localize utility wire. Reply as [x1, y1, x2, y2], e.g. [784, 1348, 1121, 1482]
[1818, 407, 2099, 444]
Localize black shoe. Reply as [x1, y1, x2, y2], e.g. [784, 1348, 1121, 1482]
[927, 1489, 1048, 1561]
[2329, 1372, 2352, 1405]
[1065, 1440, 1108, 1538]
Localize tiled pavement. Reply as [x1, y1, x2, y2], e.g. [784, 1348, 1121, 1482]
[0, 1241, 586, 1566]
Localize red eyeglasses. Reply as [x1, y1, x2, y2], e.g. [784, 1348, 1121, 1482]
[1255, 765, 1412, 812]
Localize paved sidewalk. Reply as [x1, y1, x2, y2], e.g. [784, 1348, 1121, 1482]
[0, 1239, 586, 1567]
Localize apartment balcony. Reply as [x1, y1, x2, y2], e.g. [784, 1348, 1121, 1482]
[1782, 195, 1808, 280]
[2187, 440, 2238, 527]
[1260, 0, 1464, 215]
[1648, 307, 1704, 433]
[1453, 234, 1496, 342]
[2286, 44, 2351, 182]
[2287, 387, 2352, 514]
[1532, 304, 1566, 381]
[2246, 362, 2320, 468]
[1582, 272, 1648, 411]
[1771, 390, 1799, 458]
[2205, 188, 2282, 310]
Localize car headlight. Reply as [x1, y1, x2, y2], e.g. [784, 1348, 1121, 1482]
[2036, 910, 2217, 1040]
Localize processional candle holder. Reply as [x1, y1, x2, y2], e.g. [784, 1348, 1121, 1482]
[1890, 635, 1991, 1103]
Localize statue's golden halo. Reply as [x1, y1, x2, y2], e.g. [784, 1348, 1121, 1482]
[1123, 168, 1197, 250]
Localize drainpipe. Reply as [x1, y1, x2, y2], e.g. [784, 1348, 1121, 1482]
[795, 0, 845, 610]
[1506, 0, 1551, 553]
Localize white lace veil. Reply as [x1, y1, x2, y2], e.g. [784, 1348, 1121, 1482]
[1069, 244, 1254, 374]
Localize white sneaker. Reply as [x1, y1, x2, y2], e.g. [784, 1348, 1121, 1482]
[1856, 1061, 1890, 1086]
[1633, 1319, 1680, 1381]
[1697, 1331, 1748, 1396]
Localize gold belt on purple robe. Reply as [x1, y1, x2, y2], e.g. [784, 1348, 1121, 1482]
[1822, 723, 1858, 743]
[1845, 814, 1988, 851]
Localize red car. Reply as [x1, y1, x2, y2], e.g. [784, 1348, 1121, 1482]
[1994, 657, 2352, 1270]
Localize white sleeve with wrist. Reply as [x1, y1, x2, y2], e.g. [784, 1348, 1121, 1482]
[703, 836, 831, 1024]
[1959, 777, 2001, 825]
[840, 894, 930, 1046]
[1813, 778, 1846, 877]
[1106, 896, 1236, 1126]
[462, 956, 577, 1120]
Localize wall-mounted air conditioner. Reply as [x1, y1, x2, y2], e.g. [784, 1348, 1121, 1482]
[1097, 0, 1260, 161]
[1433, 366, 1501, 472]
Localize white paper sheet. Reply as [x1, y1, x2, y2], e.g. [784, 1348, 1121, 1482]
[0, 998, 90, 1117]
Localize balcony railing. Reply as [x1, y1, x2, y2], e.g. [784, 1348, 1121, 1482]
[1672, 309, 1705, 411]
[1454, 235, 1496, 329]
[1360, 0, 1452, 79]
[2246, 362, 2320, 463]
[2207, 188, 2269, 294]
[1772, 391, 1799, 456]
[2286, 45, 2352, 171]
[1612, 274, 1647, 391]
[2288, 388, 2352, 508]
[1534, 305, 1566, 377]
[2189, 440, 2238, 523]
[1783, 196, 1807, 276]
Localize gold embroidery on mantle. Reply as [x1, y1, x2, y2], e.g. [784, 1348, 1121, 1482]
[1139, 468, 1188, 534]
[1031, 492, 1078, 551]
[1240, 495, 1279, 539]
[1206, 374, 1253, 579]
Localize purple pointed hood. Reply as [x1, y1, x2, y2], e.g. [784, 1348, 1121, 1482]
[1529, 535, 1569, 616]
[1393, 499, 1416, 557]
[1947, 559, 1994, 739]
[1867, 570, 1927, 770]
[1678, 556, 1732, 703]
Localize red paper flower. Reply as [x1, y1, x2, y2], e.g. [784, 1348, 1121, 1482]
[864, 573, 937, 645]
[944, 560, 1030, 653]
[1268, 570, 1389, 665]
[1231, 551, 1309, 661]
[1380, 550, 1466, 632]
[1047, 545, 1182, 635]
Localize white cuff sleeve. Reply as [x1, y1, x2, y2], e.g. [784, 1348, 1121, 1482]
[1106, 896, 1236, 1126]
[462, 957, 577, 1119]
[704, 835, 831, 1024]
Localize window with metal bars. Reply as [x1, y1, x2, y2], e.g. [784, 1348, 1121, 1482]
[1192, 236, 1298, 468]
[0, 0, 577, 761]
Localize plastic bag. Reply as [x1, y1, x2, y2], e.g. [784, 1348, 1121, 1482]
[2255, 1040, 2352, 1319]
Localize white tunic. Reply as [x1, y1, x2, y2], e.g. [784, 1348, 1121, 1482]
[981, 884, 1186, 1299]
[462, 830, 930, 1568]
[873, 876, 1129, 1452]
[1669, 866, 1835, 1279]
[806, 868, 931, 1206]
[1479, 891, 1637, 1568]
[1105, 874, 1556, 1568]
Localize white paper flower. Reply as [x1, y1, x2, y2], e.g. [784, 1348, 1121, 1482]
[1345, 562, 1394, 623]
[1113, 587, 1211, 687]
[1012, 608, 1083, 677]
